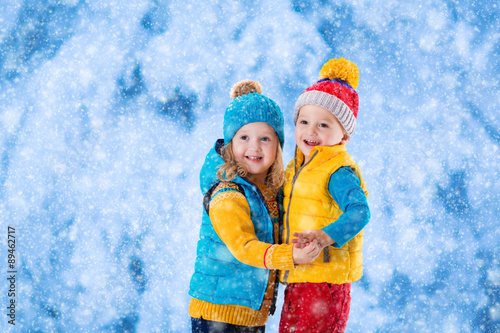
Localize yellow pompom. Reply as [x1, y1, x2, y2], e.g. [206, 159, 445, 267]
[319, 58, 359, 89]
[230, 80, 262, 98]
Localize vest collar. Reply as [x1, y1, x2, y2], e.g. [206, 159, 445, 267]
[294, 144, 347, 171]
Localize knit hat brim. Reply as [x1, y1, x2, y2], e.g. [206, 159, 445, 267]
[294, 90, 356, 136]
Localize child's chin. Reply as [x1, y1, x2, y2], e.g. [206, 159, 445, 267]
[298, 148, 310, 156]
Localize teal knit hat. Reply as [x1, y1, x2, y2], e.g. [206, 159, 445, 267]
[223, 80, 284, 149]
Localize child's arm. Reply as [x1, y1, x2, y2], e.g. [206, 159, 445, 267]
[293, 167, 370, 249]
[210, 190, 321, 269]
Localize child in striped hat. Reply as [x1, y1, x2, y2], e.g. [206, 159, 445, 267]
[279, 58, 371, 333]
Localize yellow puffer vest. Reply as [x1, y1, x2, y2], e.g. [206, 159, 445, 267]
[280, 144, 368, 284]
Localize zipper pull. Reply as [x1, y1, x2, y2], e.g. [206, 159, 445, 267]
[323, 248, 330, 263]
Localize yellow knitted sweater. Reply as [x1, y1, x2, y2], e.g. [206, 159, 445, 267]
[189, 182, 295, 326]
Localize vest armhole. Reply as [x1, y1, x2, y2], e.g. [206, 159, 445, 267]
[203, 182, 245, 215]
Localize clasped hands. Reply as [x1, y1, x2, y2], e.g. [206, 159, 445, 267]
[291, 230, 336, 265]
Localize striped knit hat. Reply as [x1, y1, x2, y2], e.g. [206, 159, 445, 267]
[294, 58, 359, 136]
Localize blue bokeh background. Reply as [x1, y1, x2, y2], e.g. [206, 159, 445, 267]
[0, 0, 498, 332]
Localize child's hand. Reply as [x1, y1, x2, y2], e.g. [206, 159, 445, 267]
[292, 239, 322, 264]
[291, 230, 336, 249]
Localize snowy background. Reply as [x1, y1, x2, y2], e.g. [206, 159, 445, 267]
[0, 0, 499, 332]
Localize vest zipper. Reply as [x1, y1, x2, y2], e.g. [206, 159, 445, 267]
[283, 149, 319, 283]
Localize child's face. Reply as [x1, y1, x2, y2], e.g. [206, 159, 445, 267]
[295, 105, 349, 162]
[232, 122, 278, 184]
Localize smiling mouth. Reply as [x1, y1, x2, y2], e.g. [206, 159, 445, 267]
[304, 139, 319, 147]
[246, 156, 262, 161]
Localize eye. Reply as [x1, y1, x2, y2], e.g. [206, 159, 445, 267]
[261, 137, 270, 142]
[240, 135, 248, 140]
[319, 123, 329, 128]
[299, 120, 308, 125]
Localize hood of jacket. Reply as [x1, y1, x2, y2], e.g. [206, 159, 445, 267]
[199, 139, 226, 195]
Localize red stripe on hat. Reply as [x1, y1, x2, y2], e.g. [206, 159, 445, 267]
[304, 81, 358, 118]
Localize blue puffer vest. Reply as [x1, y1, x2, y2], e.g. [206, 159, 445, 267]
[189, 139, 274, 311]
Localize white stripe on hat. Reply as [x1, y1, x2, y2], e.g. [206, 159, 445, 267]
[294, 90, 356, 136]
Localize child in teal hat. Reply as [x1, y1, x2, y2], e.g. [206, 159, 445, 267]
[189, 80, 321, 332]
